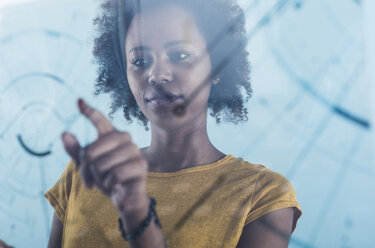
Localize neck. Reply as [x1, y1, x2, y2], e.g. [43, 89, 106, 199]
[142, 114, 225, 172]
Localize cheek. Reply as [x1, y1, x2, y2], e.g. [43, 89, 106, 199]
[127, 71, 144, 101]
[180, 59, 212, 110]
[197, 55, 212, 76]
[187, 56, 212, 91]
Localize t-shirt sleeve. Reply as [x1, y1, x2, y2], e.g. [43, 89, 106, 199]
[245, 167, 302, 233]
[44, 160, 77, 225]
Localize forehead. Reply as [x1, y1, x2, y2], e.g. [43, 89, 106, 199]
[125, 4, 207, 50]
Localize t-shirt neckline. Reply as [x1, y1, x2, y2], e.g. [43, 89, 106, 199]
[147, 154, 234, 177]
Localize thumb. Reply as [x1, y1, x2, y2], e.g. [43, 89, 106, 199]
[61, 132, 81, 165]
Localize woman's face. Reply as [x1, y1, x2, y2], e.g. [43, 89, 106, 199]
[125, 4, 217, 130]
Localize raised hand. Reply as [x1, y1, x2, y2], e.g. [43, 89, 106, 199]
[61, 99, 149, 213]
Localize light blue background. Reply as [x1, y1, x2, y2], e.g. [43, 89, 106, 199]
[0, 0, 374, 247]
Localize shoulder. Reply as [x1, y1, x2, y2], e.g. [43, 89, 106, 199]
[45, 160, 82, 204]
[44, 160, 80, 225]
[220, 155, 291, 191]
[254, 167, 295, 195]
[60, 160, 80, 188]
[218, 155, 265, 178]
[225, 155, 295, 195]
[218, 155, 299, 204]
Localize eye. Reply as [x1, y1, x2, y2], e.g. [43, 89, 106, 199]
[169, 51, 191, 63]
[130, 57, 150, 68]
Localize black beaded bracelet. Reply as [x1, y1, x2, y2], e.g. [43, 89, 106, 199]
[118, 197, 162, 241]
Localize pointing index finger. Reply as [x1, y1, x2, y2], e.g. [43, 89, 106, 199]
[78, 99, 115, 136]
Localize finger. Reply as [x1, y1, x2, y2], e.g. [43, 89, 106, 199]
[78, 98, 115, 137]
[61, 132, 81, 165]
[79, 146, 96, 188]
[102, 157, 148, 193]
[88, 145, 140, 194]
[110, 180, 148, 211]
[95, 142, 139, 174]
[61, 133, 95, 187]
[88, 161, 108, 193]
[103, 158, 147, 191]
[101, 171, 116, 194]
[81, 133, 132, 190]
[84, 131, 132, 164]
[82, 135, 134, 189]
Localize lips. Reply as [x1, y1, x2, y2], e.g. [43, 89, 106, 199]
[145, 91, 184, 108]
[146, 92, 183, 103]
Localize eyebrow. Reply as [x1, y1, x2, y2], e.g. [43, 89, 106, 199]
[128, 40, 192, 54]
[165, 40, 192, 48]
[128, 46, 151, 54]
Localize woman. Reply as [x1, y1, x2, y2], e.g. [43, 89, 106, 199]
[45, 0, 302, 247]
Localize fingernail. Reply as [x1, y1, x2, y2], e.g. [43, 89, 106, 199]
[61, 132, 73, 143]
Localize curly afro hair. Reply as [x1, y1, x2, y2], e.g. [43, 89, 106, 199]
[93, 0, 252, 130]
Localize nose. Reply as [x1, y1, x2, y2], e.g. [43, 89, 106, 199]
[148, 59, 173, 85]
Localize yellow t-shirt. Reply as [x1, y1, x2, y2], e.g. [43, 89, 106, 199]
[45, 154, 302, 247]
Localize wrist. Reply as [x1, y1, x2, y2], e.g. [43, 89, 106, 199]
[118, 197, 162, 242]
[119, 195, 150, 233]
